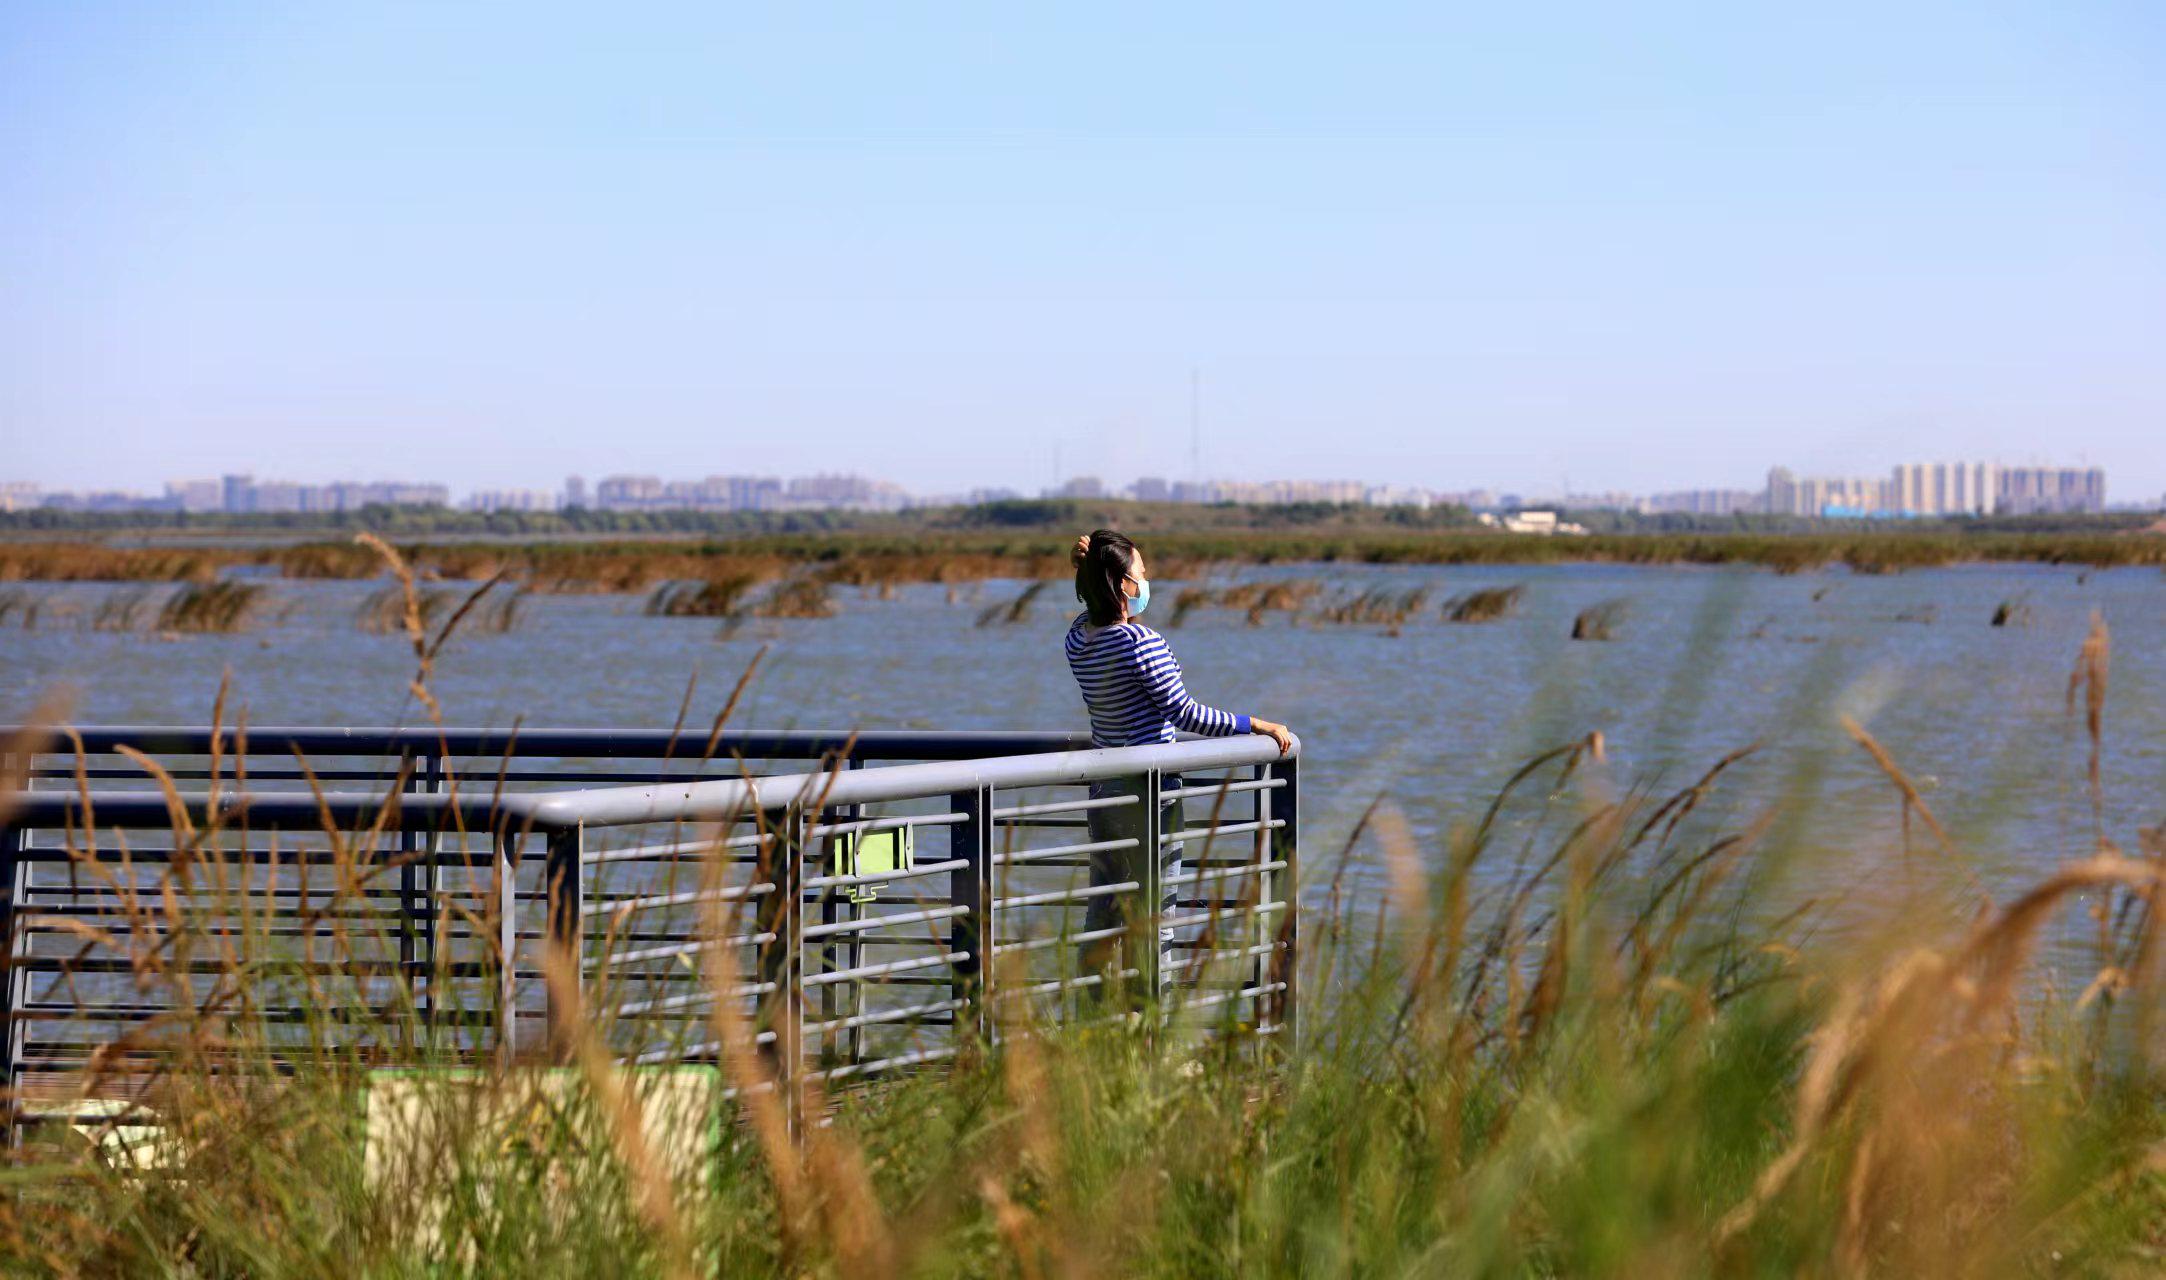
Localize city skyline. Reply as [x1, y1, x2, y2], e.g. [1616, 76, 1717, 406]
[2, 455, 2132, 517]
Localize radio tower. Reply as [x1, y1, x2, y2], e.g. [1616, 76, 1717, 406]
[1188, 368, 1202, 490]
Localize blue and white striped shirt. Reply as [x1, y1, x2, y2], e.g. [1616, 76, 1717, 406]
[1064, 613, 1251, 748]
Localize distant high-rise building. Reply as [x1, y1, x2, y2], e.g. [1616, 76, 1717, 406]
[564, 475, 588, 509]
[0, 482, 40, 513]
[595, 475, 664, 509]
[1363, 484, 1431, 508]
[1996, 466, 2106, 515]
[163, 479, 220, 513]
[221, 474, 255, 513]
[1764, 467, 1885, 517]
[1128, 477, 1170, 503]
[1890, 462, 1997, 516]
[1647, 489, 1759, 516]
[466, 489, 560, 513]
[1046, 476, 1107, 500]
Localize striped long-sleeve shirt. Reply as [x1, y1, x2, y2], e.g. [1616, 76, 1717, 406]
[1064, 613, 1252, 748]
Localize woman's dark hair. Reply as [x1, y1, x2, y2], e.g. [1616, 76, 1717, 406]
[1073, 529, 1138, 626]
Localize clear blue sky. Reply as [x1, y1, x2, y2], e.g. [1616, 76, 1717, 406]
[4, 3, 2162, 501]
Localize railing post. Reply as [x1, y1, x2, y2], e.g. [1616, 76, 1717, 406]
[754, 809, 805, 1135]
[544, 824, 583, 1060]
[949, 786, 993, 1049]
[817, 760, 862, 1068]
[1268, 756, 1299, 1051]
[1141, 767, 1166, 1019]
[0, 820, 21, 1141]
[494, 827, 521, 1065]
[400, 752, 438, 1047]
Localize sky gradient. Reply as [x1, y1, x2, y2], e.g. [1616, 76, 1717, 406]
[3, 3, 2162, 502]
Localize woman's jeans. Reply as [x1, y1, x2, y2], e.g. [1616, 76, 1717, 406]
[1080, 773, 1180, 1003]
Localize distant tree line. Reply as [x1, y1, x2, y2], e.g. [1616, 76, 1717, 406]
[2, 499, 2148, 541]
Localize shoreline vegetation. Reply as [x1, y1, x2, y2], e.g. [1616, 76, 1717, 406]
[2, 510, 2164, 595]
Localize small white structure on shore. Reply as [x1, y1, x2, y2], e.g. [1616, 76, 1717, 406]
[1478, 510, 1588, 536]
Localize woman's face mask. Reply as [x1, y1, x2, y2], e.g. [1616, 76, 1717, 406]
[1126, 575, 1151, 615]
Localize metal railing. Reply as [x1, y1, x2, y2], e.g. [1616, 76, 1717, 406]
[0, 725, 1298, 1122]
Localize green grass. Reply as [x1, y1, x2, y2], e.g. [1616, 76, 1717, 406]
[5, 725, 2165, 1277]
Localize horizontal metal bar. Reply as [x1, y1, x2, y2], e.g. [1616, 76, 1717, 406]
[990, 794, 1138, 820]
[802, 858, 968, 892]
[993, 881, 1138, 910]
[1160, 859, 1288, 890]
[808, 1044, 959, 1083]
[583, 834, 759, 866]
[1165, 942, 1286, 968]
[802, 905, 968, 940]
[991, 837, 1136, 867]
[804, 812, 966, 840]
[995, 969, 1138, 1001]
[609, 981, 776, 1018]
[583, 882, 776, 917]
[989, 926, 1126, 958]
[626, 1029, 777, 1064]
[598, 932, 775, 968]
[1161, 904, 1286, 930]
[1177, 983, 1288, 1012]
[805, 997, 966, 1037]
[803, 951, 968, 987]
[1159, 778, 1285, 802]
[1160, 819, 1286, 845]
[619, 1026, 779, 1065]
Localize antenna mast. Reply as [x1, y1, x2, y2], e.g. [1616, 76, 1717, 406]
[1189, 368, 1202, 488]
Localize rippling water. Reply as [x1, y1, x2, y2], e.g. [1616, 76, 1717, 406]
[7, 563, 2162, 962]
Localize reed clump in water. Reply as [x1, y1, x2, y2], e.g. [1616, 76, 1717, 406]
[1570, 598, 1626, 640]
[155, 581, 268, 633]
[90, 587, 154, 632]
[646, 575, 760, 618]
[1151, 578, 1324, 628]
[358, 583, 453, 634]
[1219, 579, 1323, 625]
[0, 588, 35, 629]
[975, 581, 1047, 627]
[752, 576, 835, 619]
[1314, 586, 1431, 634]
[1443, 583, 1525, 622]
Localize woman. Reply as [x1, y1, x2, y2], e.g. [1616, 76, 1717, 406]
[1064, 529, 1294, 999]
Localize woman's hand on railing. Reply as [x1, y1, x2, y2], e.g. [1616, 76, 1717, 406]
[1251, 718, 1295, 757]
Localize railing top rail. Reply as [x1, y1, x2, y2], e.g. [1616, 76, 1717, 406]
[525, 734, 1300, 829]
[0, 725, 1091, 761]
[0, 732, 1299, 835]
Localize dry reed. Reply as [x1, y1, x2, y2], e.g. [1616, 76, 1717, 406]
[1442, 583, 1524, 622]
[1570, 599, 1626, 640]
[156, 581, 268, 633]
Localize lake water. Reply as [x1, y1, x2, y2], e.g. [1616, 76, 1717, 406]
[5, 562, 2163, 964]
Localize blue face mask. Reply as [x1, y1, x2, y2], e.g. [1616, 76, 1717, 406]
[1126, 577, 1151, 616]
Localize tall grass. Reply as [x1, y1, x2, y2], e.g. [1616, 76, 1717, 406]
[4, 605, 2165, 1275]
